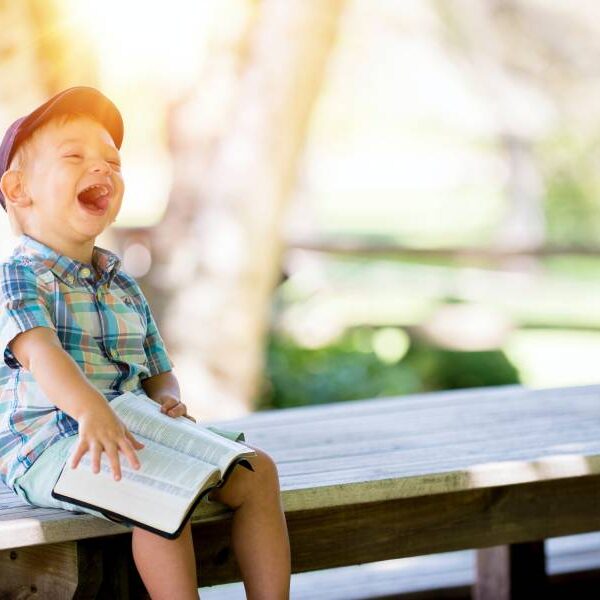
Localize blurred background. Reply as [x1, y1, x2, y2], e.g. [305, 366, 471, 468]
[2, 0, 600, 421]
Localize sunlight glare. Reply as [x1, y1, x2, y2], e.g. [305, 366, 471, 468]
[65, 0, 216, 91]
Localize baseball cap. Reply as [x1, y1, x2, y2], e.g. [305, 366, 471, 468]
[0, 86, 124, 210]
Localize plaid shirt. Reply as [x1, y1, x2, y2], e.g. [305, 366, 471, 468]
[0, 234, 174, 491]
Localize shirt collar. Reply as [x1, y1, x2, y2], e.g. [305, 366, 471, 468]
[13, 234, 122, 287]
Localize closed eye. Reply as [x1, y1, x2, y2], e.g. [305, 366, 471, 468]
[63, 154, 120, 168]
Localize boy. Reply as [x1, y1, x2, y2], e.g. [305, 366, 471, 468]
[0, 87, 290, 599]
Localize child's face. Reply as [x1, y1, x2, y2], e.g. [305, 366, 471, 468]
[20, 115, 124, 246]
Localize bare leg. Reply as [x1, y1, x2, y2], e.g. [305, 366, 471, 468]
[208, 445, 291, 600]
[131, 519, 199, 600]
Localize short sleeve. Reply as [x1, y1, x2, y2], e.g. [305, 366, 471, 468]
[0, 262, 56, 369]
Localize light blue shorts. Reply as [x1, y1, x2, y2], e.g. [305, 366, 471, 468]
[13, 426, 246, 528]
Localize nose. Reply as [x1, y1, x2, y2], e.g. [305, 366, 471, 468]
[89, 158, 111, 175]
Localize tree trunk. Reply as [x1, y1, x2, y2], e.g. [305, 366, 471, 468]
[150, 0, 347, 416]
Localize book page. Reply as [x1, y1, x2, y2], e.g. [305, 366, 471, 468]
[89, 435, 219, 496]
[54, 435, 221, 535]
[110, 392, 256, 473]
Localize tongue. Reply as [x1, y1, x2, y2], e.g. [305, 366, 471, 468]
[78, 189, 109, 211]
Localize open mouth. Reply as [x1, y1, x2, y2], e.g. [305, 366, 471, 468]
[77, 184, 112, 215]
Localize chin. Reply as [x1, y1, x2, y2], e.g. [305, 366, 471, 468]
[73, 220, 111, 240]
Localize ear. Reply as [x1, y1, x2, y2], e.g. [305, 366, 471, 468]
[0, 169, 32, 209]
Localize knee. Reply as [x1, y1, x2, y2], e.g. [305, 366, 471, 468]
[249, 447, 280, 490]
[208, 446, 280, 509]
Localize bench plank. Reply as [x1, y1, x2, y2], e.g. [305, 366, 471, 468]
[0, 541, 101, 599]
[200, 532, 600, 600]
[474, 542, 547, 600]
[253, 383, 600, 511]
[1, 383, 599, 543]
[0, 486, 228, 550]
[189, 472, 600, 586]
[0, 383, 599, 595]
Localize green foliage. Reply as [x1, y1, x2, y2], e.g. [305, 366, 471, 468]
[541, 132, 600, 246]
[544, 168, 599, 246]
[403, 339, 520, 391]
[256, 328, 521, 410]
[255, 330, 420, 410]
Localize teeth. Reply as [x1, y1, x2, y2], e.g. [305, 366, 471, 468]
[81, 184, 109, 194]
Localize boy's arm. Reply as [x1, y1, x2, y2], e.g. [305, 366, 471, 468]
[141, 370, 196, 422]
[9, 326, 145, 480]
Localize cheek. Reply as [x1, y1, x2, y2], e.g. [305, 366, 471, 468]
[113, 179, 125, 207]
[47, 171, 77, 199]
[113, 185, 124, 207]
[31, 178, 71, 212]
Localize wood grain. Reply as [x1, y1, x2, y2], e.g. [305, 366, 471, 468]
[0, 541, 102, 599]
[191, 473, 600, 586]
[0, 383, 599, 596]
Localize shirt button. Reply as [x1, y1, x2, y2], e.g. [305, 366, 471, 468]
[66, 275, 75, 284]
[80, 267, 91, 278]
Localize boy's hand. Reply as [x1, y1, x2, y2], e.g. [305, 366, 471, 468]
[158, 394, 197, 423]
[70, 404, 145, 481]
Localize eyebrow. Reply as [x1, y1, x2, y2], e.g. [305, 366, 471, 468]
[58, 139, 119, 153]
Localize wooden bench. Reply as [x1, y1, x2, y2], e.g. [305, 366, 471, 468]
[1, 382, 600, 599]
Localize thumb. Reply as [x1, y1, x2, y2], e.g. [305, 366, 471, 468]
[160, 397, 178, 412]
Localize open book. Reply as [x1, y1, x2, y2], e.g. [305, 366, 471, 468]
[52, 391, 256, 539]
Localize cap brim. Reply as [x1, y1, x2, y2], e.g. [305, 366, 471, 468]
[13, 86, 124, 160]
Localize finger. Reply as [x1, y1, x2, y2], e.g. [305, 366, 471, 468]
[160, 398, 178, 413]
[107, 444, 122, 481]
[126, 429, 145, 449]
[184, 415, 197, 423]
[120, 438, 141, 470]
[168, 402, 186, 417]
[70, 441, 88, 469]
[90, 442, 102, 474]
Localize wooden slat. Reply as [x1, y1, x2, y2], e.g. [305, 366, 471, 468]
[244, 410, 600, 455]
[199, 532, 600, 600]
[244, 395, 600, 448]
[474, 542, 547, 600]
[0, 540, 103, 599]
[191, 473, 600, 586]
[211, 383, 597, 430]
[236, 387, 600, 457]
[0, 383, 599, 549]
[217, 384, 528, 429]
[0, 498, 231, 550]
